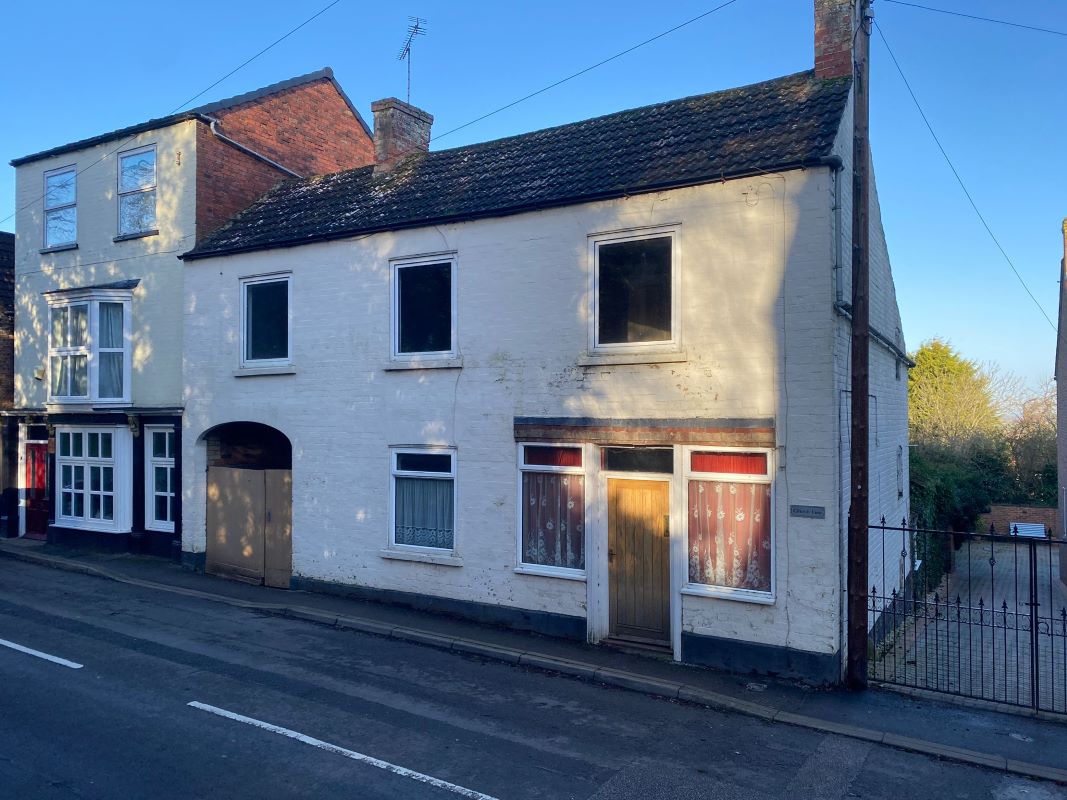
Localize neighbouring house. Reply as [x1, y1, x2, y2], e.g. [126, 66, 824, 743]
[179, 0, 910, 682]
[9, 69, 375, 555]
[0, 231, 14, 536]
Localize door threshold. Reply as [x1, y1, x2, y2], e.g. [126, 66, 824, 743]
[601, 635, 673, 657]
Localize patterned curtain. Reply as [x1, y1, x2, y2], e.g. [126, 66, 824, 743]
[688, 480, 771, 591]
[522, 472, 584, 569]
[394, 477, 454, 549]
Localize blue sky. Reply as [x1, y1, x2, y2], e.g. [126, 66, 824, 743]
[1, 1, 1062, 389]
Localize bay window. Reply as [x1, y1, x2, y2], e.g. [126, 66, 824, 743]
[46, 290, 131, 404]
[55, 426, 131, 532]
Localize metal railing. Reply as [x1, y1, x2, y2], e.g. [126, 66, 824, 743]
[868, 518, 1067, 714]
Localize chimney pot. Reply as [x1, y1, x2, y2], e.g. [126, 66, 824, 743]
[371, 97, 434, 173]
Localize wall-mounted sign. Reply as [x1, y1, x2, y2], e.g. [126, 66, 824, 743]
[790, 504, 826, 519]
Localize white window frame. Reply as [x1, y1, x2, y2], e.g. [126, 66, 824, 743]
[145, 425, 176, 533]
[388, 447, 457, 553]
[240, 273, 292, 368]
[589, 224, 681, 354]
[46, 289, 133, 405]
[55, 425, 132, 533]
[43, 165, 77, 248]
[515, 443, 589, 581]
[681, 445, 776, 604]
[116, 144, 157, 237]
[390, 253, 458, 362]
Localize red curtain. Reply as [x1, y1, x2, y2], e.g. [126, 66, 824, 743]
[521, 472, 584, 569]
[688, 480, 771, 591]
[690, 451, 767, 475]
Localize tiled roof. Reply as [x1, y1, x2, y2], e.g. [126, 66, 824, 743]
[11, 68, 370, 166]
[42, 279, 140, 295]
[183, 70, 851, 261]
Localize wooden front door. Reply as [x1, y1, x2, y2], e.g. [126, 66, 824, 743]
[24, 442, 49, 539]
[205, 466, 292, 588]
[607, 478, 670, 644]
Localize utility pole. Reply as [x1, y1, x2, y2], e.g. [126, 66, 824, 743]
[846, 0, 873, 691]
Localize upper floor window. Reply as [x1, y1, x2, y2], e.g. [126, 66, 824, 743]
[47, 292, 131, 403]
[118, 146, 157, 236]
[391, 254, 456, 360]
[241, 274, 290, 366]
[44, 166, 77, 248]
[591, 227, 679, 352]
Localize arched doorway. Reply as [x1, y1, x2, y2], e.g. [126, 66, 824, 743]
[202, 422, 292, 588]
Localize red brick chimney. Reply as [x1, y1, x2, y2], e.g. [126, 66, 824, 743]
[371, 98, 434, 173]
[814, 0, 855, 79]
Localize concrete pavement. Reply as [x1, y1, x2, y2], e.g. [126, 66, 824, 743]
[2, 538, 1067, 792]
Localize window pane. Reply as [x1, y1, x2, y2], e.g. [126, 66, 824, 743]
[597, 236, 671, 344]
[119, 150, 155, 192]
[102, 495, 113, 521]
[73, 493, 84, 518]
[90, 466, 100, 492]
[61, 464, 71, 488]
[394, 476, 454, 549]
[59, 433, 70, 458]
[688, 480, 771, 591]
[69, 305, 88, 347]
[45, 171, 76, 208]
[119, 190, 157, 235]
[521, 472, 584, 569]
[45, 208, 77, 247]
[166, 432, 175, 458]
[51, 356, 68, 397]
[602, 447, 673, 474]
[524, 446, 582, 468]
[71, 434, 83, 458]
[155, 495, 170, 523]
[71, 356, 88, 397]
[398, 262, 451, 354]
[153, 431, 167, 459]
[690, 452, 768, 475]
[396, 452, 451, 473]
[99, 352, 123, 398]
[245, 280, 288, 361]
[88, 433, 99, 459]
[51, 307, 68, 347]
[102, 467, 113, 493]
[100, 434, 112, 460]
[61, 493, 72, 516]
[90, 494, 101, 519]
[155, 466, 168, 493]
[100, 302, 123, 348]
[73, 465, 84, 489]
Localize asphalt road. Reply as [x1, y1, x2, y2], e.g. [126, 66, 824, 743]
[0, 559, 1063, 800]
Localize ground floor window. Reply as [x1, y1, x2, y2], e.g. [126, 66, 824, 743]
[518, 445, 585, 573]
[685, 449, 773, 596]
[55, 426, 130, 531]
[145, 426, 176, 532]
[391, 449, 455, 550]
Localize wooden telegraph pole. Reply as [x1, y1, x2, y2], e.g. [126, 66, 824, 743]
[846, 0, 873, 691]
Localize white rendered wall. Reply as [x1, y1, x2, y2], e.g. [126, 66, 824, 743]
[182, 168, 846, 658]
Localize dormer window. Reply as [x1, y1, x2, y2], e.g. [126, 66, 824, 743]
[43, 166, 77, 249]
[46, 287, 133, 404]
[117, 146, 157, 237]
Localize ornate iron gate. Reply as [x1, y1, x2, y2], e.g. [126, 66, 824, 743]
[868, 520, 1067, 714]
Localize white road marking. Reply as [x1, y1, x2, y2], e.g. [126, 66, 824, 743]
[188, 701, 501, 800]
[0, 637, 83, 669]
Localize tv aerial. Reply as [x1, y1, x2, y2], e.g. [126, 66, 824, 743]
[397, 17, 427, 104]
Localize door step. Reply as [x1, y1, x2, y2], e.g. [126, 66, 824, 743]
[601, 636, 673, 657]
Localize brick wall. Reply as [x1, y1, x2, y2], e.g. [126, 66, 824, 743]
[977, 505, 1057, 537]
[814, 0, 854, 79]
[195, 77, 375, 241]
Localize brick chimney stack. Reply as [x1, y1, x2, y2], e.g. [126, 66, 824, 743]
[814, 0, 856, 79]
[371, 98, 433, 173]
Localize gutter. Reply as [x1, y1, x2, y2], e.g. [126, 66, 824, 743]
[180, 155, 844, 261]
[198, 115, 303, 179]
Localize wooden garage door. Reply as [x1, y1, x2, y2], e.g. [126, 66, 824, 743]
[206, 466, 291, 588]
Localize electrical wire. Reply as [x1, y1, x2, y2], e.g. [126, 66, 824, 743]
[0, 0, 344, 228]
[873, 20, 1056, 332]
[430, 0, 745, 143]
[882, 1, 1067, 38]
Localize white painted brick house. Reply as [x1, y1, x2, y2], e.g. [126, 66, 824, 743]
[179, 1, 909, 681]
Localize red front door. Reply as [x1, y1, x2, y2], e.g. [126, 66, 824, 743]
[24, 442, 49, 539]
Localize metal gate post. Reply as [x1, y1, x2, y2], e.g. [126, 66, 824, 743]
[1029, 538, 1040, 710]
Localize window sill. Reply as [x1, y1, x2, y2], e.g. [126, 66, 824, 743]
[681, 584, 776, 605]
[40, 243, 78, 254]
[379, 548, 463, 567]
[233, 365, 297, 378]
[55, 519, 127, 535]
[384, 357, 463, 371]
[113, 229, 159, 243]
[47, 399, 132, 409]
[578, 348, 687, 367]
[513, 565, 586, 582]
[145, 523, 175, 534]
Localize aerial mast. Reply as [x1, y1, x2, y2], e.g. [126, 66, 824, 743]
[397, 17, 427, 105]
